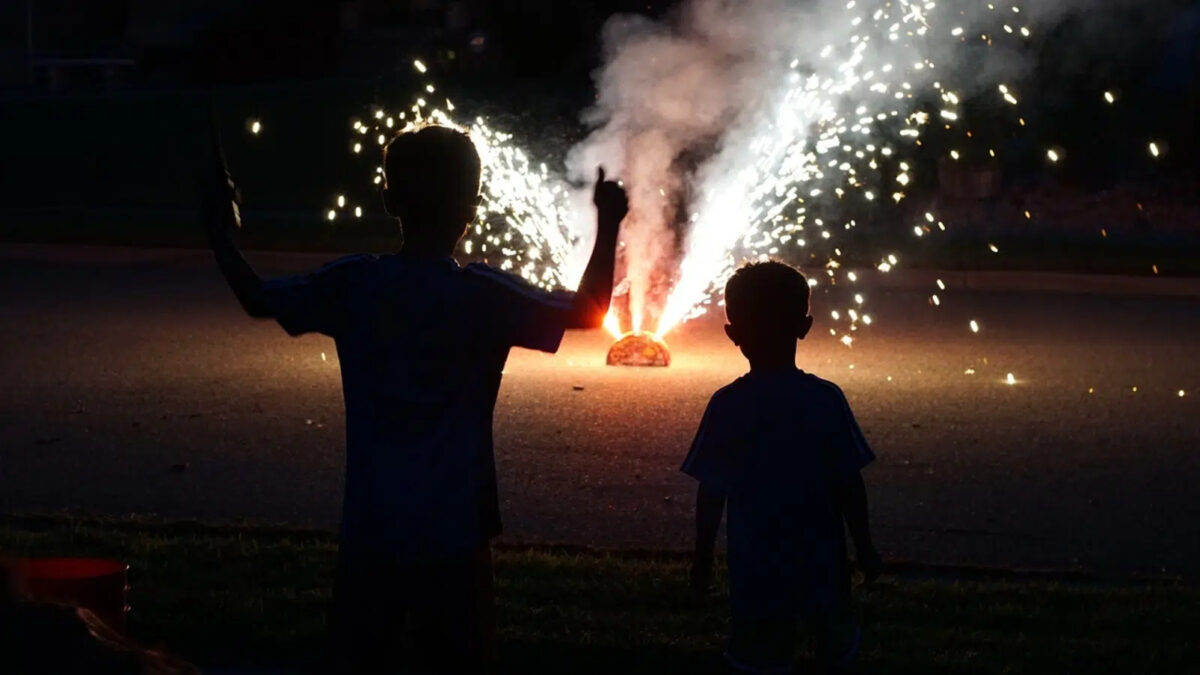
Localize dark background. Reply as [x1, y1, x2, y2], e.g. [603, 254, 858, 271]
[1, 0, 1198, 263]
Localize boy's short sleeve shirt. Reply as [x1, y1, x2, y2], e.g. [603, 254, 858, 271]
[681, 370, 874, 618]
[462, 263, 572, 354]
[262, 254, 376, 337]
[262, 255, 571, 561]
[680, 390, 736, 493]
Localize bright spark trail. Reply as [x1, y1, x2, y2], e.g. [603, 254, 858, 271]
[319, 0, 1169, 366]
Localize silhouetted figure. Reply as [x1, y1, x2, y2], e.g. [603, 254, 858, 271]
[683, 261, 881, 675]
[201, 125, 627, 673]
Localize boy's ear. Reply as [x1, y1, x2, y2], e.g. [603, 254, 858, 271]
[797, 314, 814, 340]
[458, 194, 481, 225]
[723, 323, 740, 346]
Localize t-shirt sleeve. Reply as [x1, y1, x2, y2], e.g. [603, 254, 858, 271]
[261, 254, 374, 337]
[464, 263, 572, 353]
[680, 394, 731, 493]
[828, 386, 875, 478]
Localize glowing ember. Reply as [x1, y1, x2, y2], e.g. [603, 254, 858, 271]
[606, 332, 671, 367]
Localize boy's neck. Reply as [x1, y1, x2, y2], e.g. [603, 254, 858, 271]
[398, 240, 455, 261]
[747, 352, 798, 373]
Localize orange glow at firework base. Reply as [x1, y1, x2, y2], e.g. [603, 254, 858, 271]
[606, 332, 671, 367]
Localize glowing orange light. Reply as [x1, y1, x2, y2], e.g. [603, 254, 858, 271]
[603, 311, 623, 340]
[606, 332, 671, 367]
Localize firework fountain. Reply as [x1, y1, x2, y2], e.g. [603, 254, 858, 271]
[322, 0, 1154, 367]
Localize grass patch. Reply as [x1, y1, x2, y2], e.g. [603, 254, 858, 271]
[1, 515, 1196, 673]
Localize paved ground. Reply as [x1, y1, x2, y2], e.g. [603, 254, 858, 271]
[2, 246, 1198, 576]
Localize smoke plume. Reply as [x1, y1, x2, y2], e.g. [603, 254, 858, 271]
[568, 0, 1173, 334]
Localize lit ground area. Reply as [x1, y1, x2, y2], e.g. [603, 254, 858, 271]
[2, 246, 1198, 576]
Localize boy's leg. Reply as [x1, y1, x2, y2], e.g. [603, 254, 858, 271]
[408, 549, 488, 674]
[812, 562, 860, 671]
[330, 551, 411, 673]
[725, 614, 797, 675]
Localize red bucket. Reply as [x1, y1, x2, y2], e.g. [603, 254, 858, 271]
[15, 557, 130, 635]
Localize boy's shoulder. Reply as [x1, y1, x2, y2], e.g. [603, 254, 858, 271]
[708, 370, 848, 414]
[800, 371, 849, 400]
[461, 262, 573, 303]
[306, 253, 380, 284]
[321, 253, 379, 271]
[461, 261, 528, 287]
[461, 261, 543, 287]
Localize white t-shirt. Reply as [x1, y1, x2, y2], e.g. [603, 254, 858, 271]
[263, 255, 571, 560]
[681, 368, 874, 618]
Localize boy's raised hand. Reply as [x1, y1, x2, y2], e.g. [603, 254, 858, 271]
[856, 545, 883, 585]
[202, 123, 244, 239]
[593, 167, 628, 231]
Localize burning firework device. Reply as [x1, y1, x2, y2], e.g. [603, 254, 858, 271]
[606, 332, 671, 367]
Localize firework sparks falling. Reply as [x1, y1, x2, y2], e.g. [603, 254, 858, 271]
[336, 79, 586, 290]
[326, 0, 1146, 363]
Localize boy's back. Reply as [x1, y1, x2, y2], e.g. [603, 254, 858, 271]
[683, 260, 879, 672]
[684, 369, 873, 616]
[265, 253, 570, 559]
[201, 123, 626, 671]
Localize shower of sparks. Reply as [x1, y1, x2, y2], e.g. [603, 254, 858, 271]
[322, 0, 1133, 356]
[249, 119, 262, 135]
[333, 73, 584, 290]
[1149, 141, 1161, 158]
[1006, 372, 1017, 385]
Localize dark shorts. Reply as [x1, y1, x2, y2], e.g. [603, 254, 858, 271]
[330, 544, 495, 674]
[725, 562, 858, 673]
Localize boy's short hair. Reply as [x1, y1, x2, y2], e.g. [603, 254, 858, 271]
[724, 260, 811, 329]
[384, 125, 482, 223]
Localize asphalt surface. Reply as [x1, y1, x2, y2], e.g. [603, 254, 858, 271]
[2, 246, 1198, 577]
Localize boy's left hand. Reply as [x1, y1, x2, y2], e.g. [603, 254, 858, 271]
[856, 546, 883, 585]
[202, 124, 244, 238]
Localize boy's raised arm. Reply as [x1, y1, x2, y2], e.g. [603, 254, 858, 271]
[564, 167, 627, 329]
[201, 131, 272, 319]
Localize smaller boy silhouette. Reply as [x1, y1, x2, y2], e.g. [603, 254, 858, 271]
[683, 261, 881, 674]
[201, 124, 627, 673]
